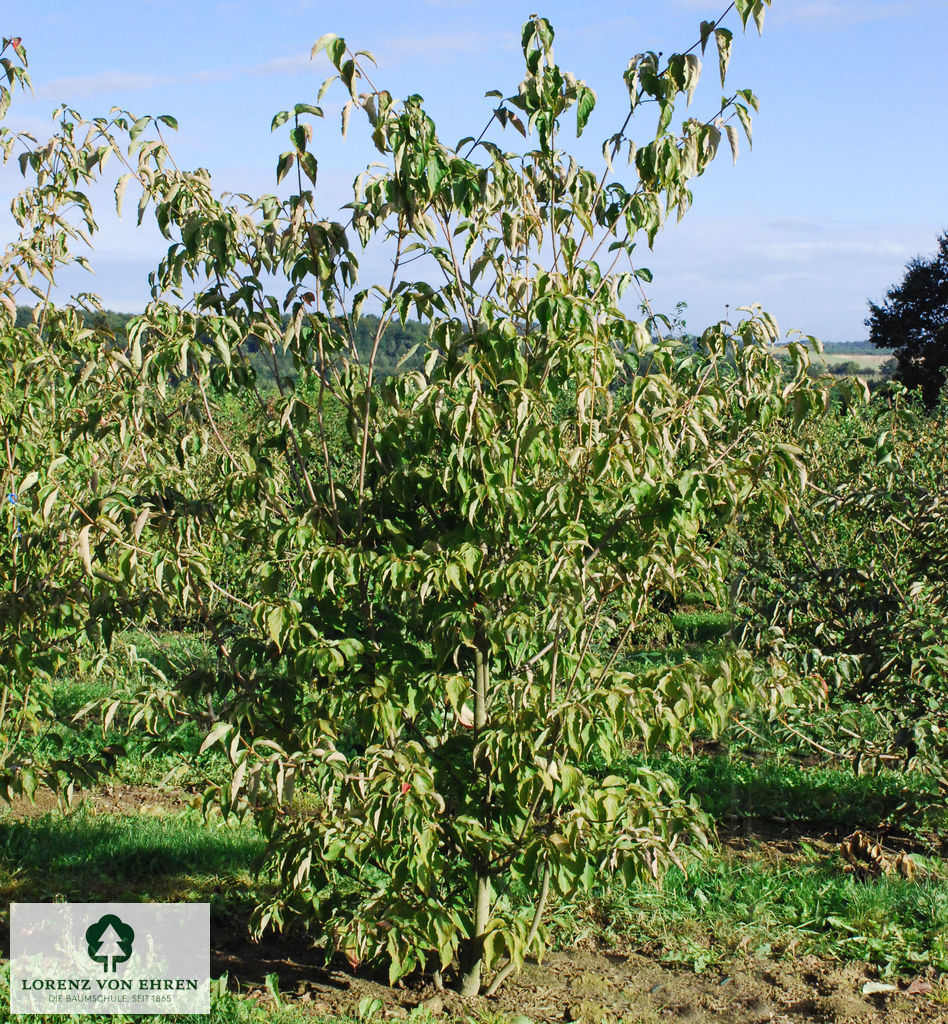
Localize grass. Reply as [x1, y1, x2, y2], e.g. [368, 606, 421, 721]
[5, 629, 948, 1012]
[2, 782, 947, 1015]
[18, 630, 231, 789]
[558, 846, 948, 975]
[0, 807, 265, 906]
[650, 753, 947, 837]
[669, 610, 733, 644]
[0, 969, 328, 1024]
[548, 749, 948, 975]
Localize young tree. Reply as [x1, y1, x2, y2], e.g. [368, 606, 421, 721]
[2, 1, 840, 996]
[867, 230, 948, 407]
[0, 38, 148, 801]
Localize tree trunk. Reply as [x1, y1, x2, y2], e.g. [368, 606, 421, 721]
[458, 642, 491, 996]
[458, 872, 491, 996]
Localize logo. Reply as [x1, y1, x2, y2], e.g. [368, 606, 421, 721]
[11, 902, 210, 1015]
[85, 914, 135, 973]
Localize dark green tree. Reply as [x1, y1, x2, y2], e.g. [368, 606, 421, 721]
[866, 231, 948, 406]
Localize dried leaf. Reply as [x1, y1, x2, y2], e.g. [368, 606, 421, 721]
[78, 524, 93, 575]
[862, 981, 897, 995]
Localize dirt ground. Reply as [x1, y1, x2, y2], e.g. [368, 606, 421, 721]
[6, 786, 948, 1022]
[5, 782, 196, 818]
[216, 936, 948, 1023]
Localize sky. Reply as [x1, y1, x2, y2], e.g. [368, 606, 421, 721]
[2, 0, 946, 342]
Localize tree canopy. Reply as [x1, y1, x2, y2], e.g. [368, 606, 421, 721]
[867, 231, 948, 406]
[0, 3, 850, 996]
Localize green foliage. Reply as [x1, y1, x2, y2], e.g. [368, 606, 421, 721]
[867, 231, 948, 406]
[820, 341, 891, 356]
[831, 359, 874, 378]
[0, 0, 853, 997]
[736, 387, 948, 775]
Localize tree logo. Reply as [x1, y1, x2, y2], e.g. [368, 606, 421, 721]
[85, 914, 135, 973]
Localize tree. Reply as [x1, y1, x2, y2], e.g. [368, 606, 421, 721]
[94, 925, 126, 972]
[141, 4, 832, 994]
[867, 231, 948, 406]
[0, 37, 141, 803]
[1, 2, 840, 997]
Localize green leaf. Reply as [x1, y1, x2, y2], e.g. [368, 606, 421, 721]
[18, 469, 38, 494]
[77, 525, 93, 576]
[311, 33, 339, 59]
[699, 20, 715, 54]
[735, 103, 753, 146]
[293, 102, 324, 118]
[327, 37, 347, 66]
[200, 722, 233, 755]
[289, 125, 307, 153]
[575, 84, 596, 137]
[299, 151, 319, 186]
[114, 173, 133, 216]
[276, 150, 295, 184]
[714, 28, 732, 88]
[267, 606, 285, 646]
[129, 115, 150, 141]
[317, 74, 336, 103]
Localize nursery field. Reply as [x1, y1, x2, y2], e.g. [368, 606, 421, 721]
[4, 3, 948, 1022]
[5, 607, 948, 1023]
[4, 750, 948, 1024]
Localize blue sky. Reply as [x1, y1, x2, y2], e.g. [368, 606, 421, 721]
[3, 0, 946, 341]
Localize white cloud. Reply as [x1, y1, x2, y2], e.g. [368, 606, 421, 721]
[747, 236, 915, 264]
[249, 53, 313, 77]
[35, 67, 229, 101]
[674, 0, 910, 27]
[33, 29, 508, 102]
[635, 216, 937, 339]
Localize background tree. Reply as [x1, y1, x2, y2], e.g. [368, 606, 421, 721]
[867, 230, 948, 406]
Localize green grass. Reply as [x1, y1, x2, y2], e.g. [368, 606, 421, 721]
[0, 969, 328, 1024]
[16, 629, 231, 789]
[3, 766, 947, 1009]
[649, 753, 947, 836]
[669, 610, 733, 644]
[552, 748, 948, 973]
[0, 808, 330, 1022]
[7, 636, 948, 1003]
[558, 847, 948, 975]
[0, 808, 265, 906]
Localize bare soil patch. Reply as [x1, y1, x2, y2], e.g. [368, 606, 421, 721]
[4, 783, 195, 818]
[218, 935, 948, 1023]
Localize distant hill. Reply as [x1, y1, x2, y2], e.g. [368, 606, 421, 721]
[820, 340, 891, 356]
[13, 306, 426, 387]
[15, 304, 134, 339]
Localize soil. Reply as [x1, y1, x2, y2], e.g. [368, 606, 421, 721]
[217, 937, 948, 1023]
[6, 783, 196, 818]
[5, 786, 948, 1022]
